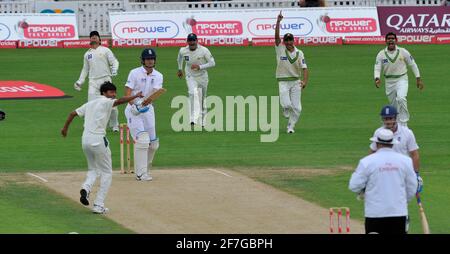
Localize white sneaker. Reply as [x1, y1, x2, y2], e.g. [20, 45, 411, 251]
[287, 128, 295, 134]
[112, 126, 119, 132]
[136, 173, 153, 181]
[92, 204, 109, 214]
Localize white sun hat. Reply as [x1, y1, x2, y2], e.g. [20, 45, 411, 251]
[370, 128, 399, 145]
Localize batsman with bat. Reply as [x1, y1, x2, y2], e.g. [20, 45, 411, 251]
[369, 105, 429, 233]
[124, 48, 165, 181]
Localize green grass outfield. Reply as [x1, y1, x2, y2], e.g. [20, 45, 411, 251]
[0, 45, 449, 233]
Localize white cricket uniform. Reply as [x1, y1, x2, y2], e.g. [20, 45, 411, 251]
[75, 96, 116, 208]
[349, 148, 418, 218]
[77, 45, 120, 128]
[177, 44, 215, 124]
[374, 46, 420, 125]
[370, 125, 419, 156]
[124, 66, 163, 141]
[124, 66, 163, 178]
[275, 44, 307, 129]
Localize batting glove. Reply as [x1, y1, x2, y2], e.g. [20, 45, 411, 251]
[130, 99, 150, 116]
[74, 82, 82, 91]
[416, 172, 423, 193]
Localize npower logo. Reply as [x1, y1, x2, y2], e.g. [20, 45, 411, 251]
[323, 18, 377, 33]
[192, 21, 243, 36]
[24, 24, 76, 39]
[248, 17, 313, 37]
[113, 20, 179, 39]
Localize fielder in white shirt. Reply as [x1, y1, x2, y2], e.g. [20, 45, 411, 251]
[124, 48, 163, 181]
[349, 128, 418, 234]
[74, 31, 120, 132]
[374, 32, 424, 126]
[61, 82, 143, 214]
[177, 33, 215, 126]
[275, 11, 309, 134]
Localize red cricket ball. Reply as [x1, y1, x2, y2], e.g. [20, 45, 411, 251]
[187, 18, 197, 26]
[322, 16, 330, 23]
[19, 21, 29, 29]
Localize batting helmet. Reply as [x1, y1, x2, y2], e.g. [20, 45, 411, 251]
[141, 48, 157, 60]
[380, 105, 398, 118]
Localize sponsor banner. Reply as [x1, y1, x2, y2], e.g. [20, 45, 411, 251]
[251, 37, 278, 46]
[343, 36, 385, 45]
[112, 38, 157, 47]
[250, 37, 299, 46]
[396, 35, 436, 44]
[298, 36, 342, 45]
[0, 13, 78, 40]
[62, 40, 109, 48]
[18, 40, 63, 48]
[378, 6, 450, 35]
[435, 34, 450, 44]
[0, 40, 17, 48]
[0, 81, 66, 99]
[343, 35, 438, 44]
[157, 38, 187, 47]
[193, 21, 243, 36]
[199, 37, 249, 46]
[109, 7, 380, 40]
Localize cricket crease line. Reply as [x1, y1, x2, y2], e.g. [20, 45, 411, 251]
[27, 173, 48, 183]
[207, 168, 232, 178]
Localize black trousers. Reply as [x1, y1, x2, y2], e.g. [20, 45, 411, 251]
[365, 216, 408, 234]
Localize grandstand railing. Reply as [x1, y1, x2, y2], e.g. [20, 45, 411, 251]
[0, 0, 443, 36]
[0, 0, 32, 13]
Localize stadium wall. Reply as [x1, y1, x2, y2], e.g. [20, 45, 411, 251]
[0, 0, 443, 36]
[1, 5, 449, 47]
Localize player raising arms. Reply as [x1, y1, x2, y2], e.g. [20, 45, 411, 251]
[275, 11, 309, 134]
[374, 32, 424, 126]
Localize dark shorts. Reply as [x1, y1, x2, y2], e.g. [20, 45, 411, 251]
[365, 216, 408, 234]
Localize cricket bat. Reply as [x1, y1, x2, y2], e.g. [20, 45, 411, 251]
[142, 88, 167, 106]
[416, 194, 430, 234]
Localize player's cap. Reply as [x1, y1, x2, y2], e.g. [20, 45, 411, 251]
[283, 33, 294, 41]
[370, 128, 399, 145]
[380, 105, 398, 118]
[141, 48, 157, 60]
[187, 33, 197, 41]
[0, 109, 5, 121]
[89, 31, 101, 38]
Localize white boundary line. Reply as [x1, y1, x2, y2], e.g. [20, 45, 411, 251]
[27, 173, 48, 183]
[207, 168, 232, 178]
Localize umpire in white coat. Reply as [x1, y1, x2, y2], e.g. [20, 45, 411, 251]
[349, 128, 418, 234]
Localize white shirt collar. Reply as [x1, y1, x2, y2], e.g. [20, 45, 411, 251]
[140, 66, 156, 76]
